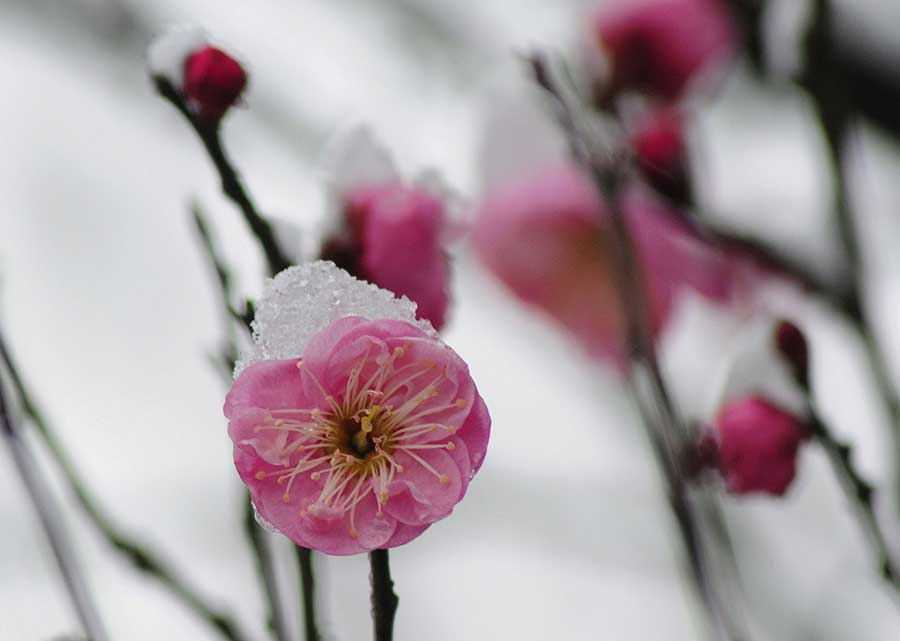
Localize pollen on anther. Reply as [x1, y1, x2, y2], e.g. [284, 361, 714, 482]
[446, 442, 455, 451]
[254, 425, 264, 432]
[282, 493, 291, 503]
[439, 474, 450, 485]
[254, 471, 267, 480]
[454, 399, 467, 408]
[310, 471, 321, 480]
[349, 527, 359, 539]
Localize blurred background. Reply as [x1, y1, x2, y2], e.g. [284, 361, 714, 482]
[3, 0, 900, 639]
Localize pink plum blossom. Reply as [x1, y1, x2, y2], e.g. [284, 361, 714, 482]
[593, 0, 736, 103]
[714, 395, 810, 496]
[226, 267, 489, 555]
[471, 162, 741, 368]
[320, 129, 453, 330]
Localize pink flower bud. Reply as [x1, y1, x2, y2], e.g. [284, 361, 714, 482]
[631, 109, 690, 205]
[715, 396, 810, 496]
[471, 163, 740, 368]
[774, 320, 809, 386]
[593, 0, 736, 102]
[321, 182, 451, 331]
[183, 46, 247, 120]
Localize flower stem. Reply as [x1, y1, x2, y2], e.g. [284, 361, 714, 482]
[0, 346, 110, 641]
[153, 76, 291, 276]
[0, 325, 251, 641]
[808, 407, 900, 595]
[528, 53, 748, 641]
[369, 549, 399, 641]
[296, 545, 321, 641]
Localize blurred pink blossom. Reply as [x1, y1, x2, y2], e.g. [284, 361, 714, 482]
[593, 0, 736, 102]
[471, 162, 741, 368]
[226, 316, 490, 555]
[320, 129, 453, 330]
[715, 395, 810, 496]
[322, 183, 451, 330]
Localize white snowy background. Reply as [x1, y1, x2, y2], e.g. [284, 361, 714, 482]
[2, 0, 900, 639]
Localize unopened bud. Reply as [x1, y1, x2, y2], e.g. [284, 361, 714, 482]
[183, 46, 247, 120]
[774, 319, 808, 388]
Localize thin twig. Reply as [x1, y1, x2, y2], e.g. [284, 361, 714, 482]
[191, 203, 296, 641]
[0, 343, 110, 641]
[807, 408, 900, 594]
[153, 76, 291, 276]
[369, 549, 399, 641]
[191, 203, 254, 334]
[528, 53, 747, 641]
[0, 324, 251, 641]
[296, 545, 321, 641]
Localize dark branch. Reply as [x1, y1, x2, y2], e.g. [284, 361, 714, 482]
[0, 334, 110, 641]
[527, 53, 748, 641]
[154, 76, 291, 276]
[0, 324, 250, 641]
[296, 545, 321, 641]
[369, 549, 399, 641]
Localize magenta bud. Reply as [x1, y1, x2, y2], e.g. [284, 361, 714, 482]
[631, 109, 690, 205]
[716, 396, 809, 496]
[775, 320, 809, 386]
[183, 46, 247, 120]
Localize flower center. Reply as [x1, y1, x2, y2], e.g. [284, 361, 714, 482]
[335, 409, 380, 460]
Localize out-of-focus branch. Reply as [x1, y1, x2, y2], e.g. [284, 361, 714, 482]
[369, 549, 399, 641]
[242, 494, 292, 641]
[191, 203, 254, 334]
[807, 407, 900, 594]
[0, 350, 110, 641]
[528, 53, 748, 641]
[0, 325, 251, 641]
[154, 76, 292, 276]
[801, 0, 900, 501]
[728, 0, 900, 142]
[190, 204, 298, 641]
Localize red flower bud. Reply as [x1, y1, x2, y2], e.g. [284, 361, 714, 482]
[183, 46, 247, 120]
[631, 109, 690, 205]
[593, 0, 736, 103]
[774, 320, 809, 386]
[716, 396, 809, 496]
